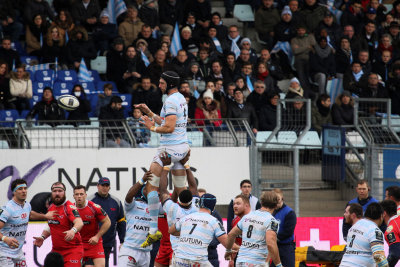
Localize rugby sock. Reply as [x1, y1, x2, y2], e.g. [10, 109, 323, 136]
[148, 190, 159, 234]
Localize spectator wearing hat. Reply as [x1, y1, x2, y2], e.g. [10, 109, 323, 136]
[274, 6, 297, 43]
[71, 0, 101, 33]
[255, 0, 280, 50]
[158, 0, 185, 37]
[195, 89, 222, 127]
[341, 0, 364, 34]
[93, 10, 118, 54]
[182, 12, 203, 43]
[187, 43, 199, 59]
[210, 12, 228, 42]
[134, 24, 159, 55]
[336, 36, 353, 78]
[291, 24, 316, 92]
[343, 61, 368, 96]
[369, 0, 386, 24]
[299, 0, 327, 33]
[139, 0, 160, 32]
[286, 77, 312, 99]
[65, 25, 97, 70]
[89, 178, 126, 267]
[240, 38, 258, 65]
[309, 36, 336, 94]
[137, 38, 154, 63]
[180, 26, 197, 52]
[364, 7, 378, 25]
[227, 88, 258, 134]
[315, 10, 342, 49]
[387, 64, 400, 115]
[26, 87, 65, 126]
[388, 21, 400, 49]
[332, 90, 354, 126]
[119, 6, 144, 48]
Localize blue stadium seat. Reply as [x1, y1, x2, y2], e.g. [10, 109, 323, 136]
[29, 95, 42, 109]
[53, 82, 74, 96]
[20, 110, 30, 119]
[33, 81, 52, 95]
[187, 132, 203, 147]
[11, 41, 27, 56]
[26, 70, 35, 81]
[117, 94, 132, 117]
[35, 70, 55, 83]
[97, 81, 117, 93]
[88, 70, 101, 83]
[0, 109, 19, 127]
[256, 131, 280, 148]
[299, 131, 321, 149]
[0, 140, 9, 149]
[20, 56, 38, 66]
[56, 70, 78, 83]
[87, 94, 98, 117]
[79, 82, 96, 94]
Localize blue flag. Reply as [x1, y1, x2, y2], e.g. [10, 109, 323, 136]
[231, 40, 240, 59]
[246, 75, 254, 92]
[170, 22, 182, 57]
[78, 58, 93, 82]
[40, 33, 43, 47]
[141, 49, 150, 67]
[106, 0, 127, 24]
[65, 31, 69, 43]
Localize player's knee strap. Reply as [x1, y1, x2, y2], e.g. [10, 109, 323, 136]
[172, 175, 187, 188]
[148, 175, 160, 187]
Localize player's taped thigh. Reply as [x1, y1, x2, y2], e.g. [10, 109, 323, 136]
[172, 175, 186, 188]
[148, 175, 161, 187]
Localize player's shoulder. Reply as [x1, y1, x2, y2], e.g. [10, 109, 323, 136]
[65, 200, 78, 210]
[88, 200, 102, 209]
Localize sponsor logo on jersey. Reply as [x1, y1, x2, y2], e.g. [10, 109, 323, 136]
[386, 225, 393, 233]
[128, 256, 136, 263]
[376, 230, 384, 242]
[110, 208, 116, 211]
[21, 213, 27, 219]
[85, 215, 94, 219]
[48, 219, 60, 225]
[69, 205, 77, 210]
[94, 204, 101, 209]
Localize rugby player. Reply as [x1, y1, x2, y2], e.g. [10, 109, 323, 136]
[136, 71, 190, 248]
[0, 179, 56, 267]
[385, 186, 400, 215]
[339, 202, 388, 267]
[225, 191, 282, 267]
[73, 185, 111, 267]
[381, 200, 400, 267]
[34, 182, 84, 267]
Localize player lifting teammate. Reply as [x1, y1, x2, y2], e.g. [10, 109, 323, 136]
[136, 71, 190, 248]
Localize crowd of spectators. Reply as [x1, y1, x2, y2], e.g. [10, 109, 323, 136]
[1, 0, 400, 137]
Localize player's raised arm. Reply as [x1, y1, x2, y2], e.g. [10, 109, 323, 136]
[141, 113, 177, 134]
[30, 210, 58, 221]
[134, 103, 163, 125]
[180, 151, 198, 196]
[159, 153, 172, 203]
[125, 171, 153, 204]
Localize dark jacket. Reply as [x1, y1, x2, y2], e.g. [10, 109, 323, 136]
[343, 70, 368, 96]
[184, 0, 211, 23]
[259, 101, 278, 131]
[0, 48, 21, 70]
[134, 33, 159, 55]
[158, 0, 184, 26]
[299, 2, 327, 32]
[66, 27, 97, 66]
[27, 97, 65, 125]
[89, 192, 126, 247]
[208, 210, 222, 264]
[246, 90, 269, 114]
[0, 75, 13, 108]
[311, 101, 332, 134]
[372, 59, 392, 83]
[106, 48, 125, 89]
[274, 20, 297, 42]
[332, 98, 354, 126]
[282, 104, 307, 134]
[341, 8, 364, 34]
[132, 85, 163, 115]
[387, 75, 400, 115]
[273, 203, 297, 244]
[42, 39, 66, 64]
[71, 0, 101, 30]
[227, 100, 258, 130]
[335, 48, 353, 74]
[146, 62, 175, 85]
[315, 21, 342, 49]
[24, 0, 55, 22]
[67, 92, 91, 125]
[99, 105, 126, 139]
[309, 49, 336, 77]
[139, 5, 160, 29]
[255, 5, 280, 35]
[359, 83, 389, 99]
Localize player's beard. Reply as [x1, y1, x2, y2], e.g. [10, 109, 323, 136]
[52, 194, 66, 205]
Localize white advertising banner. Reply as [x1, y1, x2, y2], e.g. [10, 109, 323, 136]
[0, 147, 249, 205]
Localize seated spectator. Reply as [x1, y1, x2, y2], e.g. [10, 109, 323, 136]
[246, 80, 269, 114]
[0, 37, 20, 70]
[139, 0, 160, 32]
[118, 6, 143, 48]
[135, 39, 154, 63]
[0, 61, 15, 110]
[257, 49, 285, 83]
[160, 41, 173, 63]
[359, 72, 389, 99]
[52, 10, 75, 38]
[359, 21, 379, 61]
[235, 62, 256, 96]
[275, 6, 296, 43]
[120, 45, 146, 94]
[180, 26, 197, 52]
[179, 81, 196, 119]
[96, 83, 114, 116]
[24, 0, 55, 23]
[387, 64, 400, 115]
[227, 89, 258, 134]
[99, 96, 130, 147]
[282, 96, 307, 135]
[197, 48, 212, 79]
[159, 0, 184, 37]
[26, 14, 49, 57]
[240, 38, 257, 65]
[358, 50, 372, 75]
[291, 24, 316, 92]
[42, 25, 66, 65]
[341, 0, 364, 34]
[315, 11, 342, 49]
[26, 87, 65, 126]
[187, 61, 206, 95]
[194, 89, 222, 127]
[171, 49, 190, 79]
[92, 11, 118, 55]
[132, 76, 162, 114]
[382, 13, 394, 33]
[210, 12, 228, 42]
[66, 26, 97, 70]
[343, 61, 368, 96]
[226, 25, 243, 52]
[309, 36, 336, 94]
[146, 49, 174, 85]
[369, 0, 386, 24]
[133, 24, 158, 55]
[182, 12, 202, 43]
[0, 0, 23, 42]
[67, 84, 91, 126]
[234, 76, 251, 99]
[299, 0, 327, 33]
[343, 24, 363, 56]
[10, 65, 32, 112]
[377, 34, 399, 61]
[224, 82, 236, 107]
[224, 52, 239, 82]
[106, 37, 125, 88]
[254, 0, 280, 49]
[236, 48, 253, 71]
[286, 77, 311, 99]
[259, 91, 279, 131]
[332, 90, 354, 126]
[256, 62, 275, 91]
[185, 0, 211, 31]
[127, 107, 150, 147]
[312, 93, 332, 134]
[388, 22, 400, 49]
[71, 0, 101, 33]
[208, 60, 231, 86]
[206, 26, 227, 58]
[335, 36, 353, 78]
[372, 50, 393, 83]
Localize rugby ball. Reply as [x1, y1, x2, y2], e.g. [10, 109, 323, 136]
[58, 95, 80, 111]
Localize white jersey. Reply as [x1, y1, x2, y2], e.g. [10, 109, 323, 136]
[162, 197, 200, 251]
[160, 92, 188, 145]
[340, 218, 384, 267]
[236, 210, 280, 265]
[0, 200, 31, 259]
[174, 211, 226, 262]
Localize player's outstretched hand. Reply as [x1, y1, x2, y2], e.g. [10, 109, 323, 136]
[160, 152, 172, 166]
[139, 115, 155, 129]
[142, 171, 153, 183]
[134, 104, 151, 115]
[63, 229, 75, 241]
[88, 235, 99, 245]
[179, 150, 191, 165]
[224, 250, 232, 261]
[3, 236, 19, 249]
[44, 210, 58, 220]
[33, 236, 44, 247]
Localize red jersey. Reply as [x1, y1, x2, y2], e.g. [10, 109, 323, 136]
[76, 200, 107, 243]
[232, 216, 242, 245]
[397, 205, 400, 216]
[385, 215, 400, 245]
[48, 200, 83, 251]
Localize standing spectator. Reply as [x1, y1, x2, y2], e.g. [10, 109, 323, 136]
[89, 177, 126, 267]
[258, 91, 279, 131]
[132, 76, 163, 115]
[342, 180, 378, 241]
[211, 12, 228, 42]
[272, 189, 297, 267]
[226, 25, 243, 51]
[42, 25, 66, 65]
[335, 36, 353, 78]
[255, 0, 280, 49]
[299, 0, 327, 33]
[194, 89, 222, 128]
[106, 37, 125, 90]
[139, 0, 160, 32]
[0, 37, 20, 71]
[315, 11, 342, 49]
[387, 64, 400, 116]
[291, 24, 316, 92]
[0, 0, 23, 42]
[66, 26, 97, 70]
[185, 0, 212, 31]
[359, 21, 379, 60]
[92, 11, 118, 55]
[24, 0, 55, 23]
[71, 0, 101, 33]
[309, 36, 336, 94]
[120, 45, 146, 94]
[26, 14, 48, 57]
[118, 6, 144, 48]
[227, 179, 261, 232]
[26, 87, 65, 126]
[311, 93, 332, 135]
[341, 0, 364, 33]
[372, 50, 393, 84]
[343, 61, 368, 96]
[158, 0, 185, 37]
[246, 80, 269, 114]
[9, 65, 32, 113]
[0, 61, 15, 110]
[332, 90, 354, 126]
[67, 84, 91, 126]
[96, 83, 115, 116]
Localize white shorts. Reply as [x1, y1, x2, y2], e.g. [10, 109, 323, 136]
[171, 255, 213, 267]
[153, 143, 190, 170]
[118, 246, 150, 267]
[236, 262, 269, 267]
[0, 256, 26, 267]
